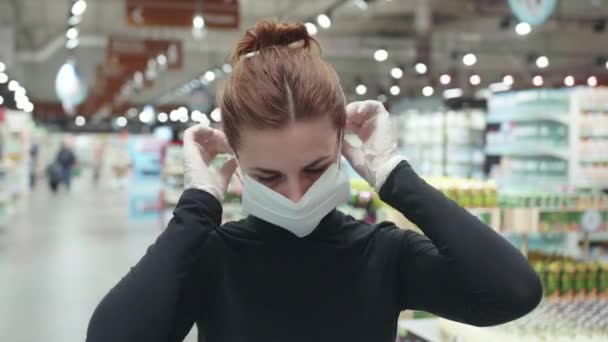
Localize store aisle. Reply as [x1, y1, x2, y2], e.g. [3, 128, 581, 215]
[0, 174, 197, 341]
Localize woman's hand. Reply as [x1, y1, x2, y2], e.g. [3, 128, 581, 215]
[183, 125, 238, 202]
[341, 100, 406, 192]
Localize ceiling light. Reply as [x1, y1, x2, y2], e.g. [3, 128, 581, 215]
[66, 27, 79, 40]
[222, 64, 232, 74]
[177, 106, 188, 117]
[564, 75, 575, 87]
[200, 114, 211, 127]
[422, 86, 434, 97]
[157, 54, 167, 66]
[14, 87, 26, 98]
[390, 85, 400, 96]
[157, 112, 168, 123]
[193, 14, 205, 29]
[0, 61, 5, 72]
[116, 116, 127, 127]
[71, 0, 87, 16]
[605, 59, 608, 70]
[515, 22, 532, 35]
[170, 110, 180, 122]
[305, 22, 318, 36]
[68, 15, 82, 26]
[66, 38, 79, 49]
[317, 14, 331, 29]
[440, 74, 451, 85]
[139, 109, 154, 123]
[0, 96, 3, 105]
[536, 56, 549, 69]
[374, 49, 388, 62]
[532, 75, 543, 86]
[210, 108, 222, 122]
[587, 76, 598, 87]
[355, 0, 369, 10]
[391, 67, 403, 79]
[443, 88, 463, 99]
[469, 74, 481, 85]
[377, 94, 388, 103]
[24, 102, 34, 113]
[0, 73, 9, 84]
[462, 53, 477, 66]
[8, 80, 19, 91]
[204, 71, 216, 82]
[415, 63, 427, 75]
[191, 110, 203, 122]
[356, 84, 367, 95]
[75, 116, 86, 126]
[503, 75, 514, 86]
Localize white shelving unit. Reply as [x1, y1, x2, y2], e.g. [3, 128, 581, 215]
[486, 87, 608, 191]
[396, 108, 487, 179]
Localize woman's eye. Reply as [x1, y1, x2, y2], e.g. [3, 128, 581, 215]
[256, 174, 280, 183]
[306, 166, 327, 174]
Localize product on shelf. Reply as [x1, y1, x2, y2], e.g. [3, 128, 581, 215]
[498, 191, 607, 209]
[425, 178, 497, 208]
[395, 107, 487, 179]
[528, 251, 608, 299]
[487, 87, 608, 191]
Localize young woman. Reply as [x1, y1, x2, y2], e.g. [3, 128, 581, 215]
[87, 20, 541, 342]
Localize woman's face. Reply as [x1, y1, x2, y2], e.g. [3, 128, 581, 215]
[237, 117, 341, 203]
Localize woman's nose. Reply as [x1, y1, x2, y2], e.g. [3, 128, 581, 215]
[284, 177, 312, 203]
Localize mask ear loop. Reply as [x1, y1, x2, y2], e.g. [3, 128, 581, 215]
[337, 129, 344, 169]
[231, 149, 245, 184]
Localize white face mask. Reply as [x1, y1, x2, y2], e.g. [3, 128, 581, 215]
[240, 159, 350, 238]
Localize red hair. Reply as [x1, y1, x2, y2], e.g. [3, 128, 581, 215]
[218, 19, 346, 150]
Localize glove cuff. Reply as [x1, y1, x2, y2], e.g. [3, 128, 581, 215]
[373, 154, 407, 192]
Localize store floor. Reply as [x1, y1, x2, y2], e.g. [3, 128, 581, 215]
[0, 173, 197, 342]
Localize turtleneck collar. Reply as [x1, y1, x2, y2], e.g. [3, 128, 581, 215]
[245, 209, 348, 240]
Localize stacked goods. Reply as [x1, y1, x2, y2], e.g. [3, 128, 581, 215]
[425, 178, 498, 208]
[528, 251, 608, 299]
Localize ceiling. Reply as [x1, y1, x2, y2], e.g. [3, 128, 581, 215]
[1, 0, 608, 119]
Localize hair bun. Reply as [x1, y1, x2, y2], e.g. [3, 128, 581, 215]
[231, 20, 317, 64]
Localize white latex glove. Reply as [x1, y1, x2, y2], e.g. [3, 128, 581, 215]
[342, 100, 406, 192]
[183, 125, 238, 202]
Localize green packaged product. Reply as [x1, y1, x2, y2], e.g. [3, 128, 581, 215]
[533, 261, 547, 294]
[546, 262, 561, 297]
[574, 263, 587, 296]
[600, 264, 608, 297]
[560, 263, 575, 297]
[586, 263, 598, 296]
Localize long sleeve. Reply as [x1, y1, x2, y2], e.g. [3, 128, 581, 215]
[86, 189, 222, 341]
[379, 161, 542, 327]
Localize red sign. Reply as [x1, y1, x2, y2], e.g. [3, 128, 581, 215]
[107, 37, 183, 70]
[126, 0, 239, 29]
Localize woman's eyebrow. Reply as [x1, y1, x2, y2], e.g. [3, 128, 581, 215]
[251, 156, 330, 174]
[304, 156, 330, 168]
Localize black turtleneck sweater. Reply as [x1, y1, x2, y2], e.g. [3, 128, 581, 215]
[86, 161, 542, 342]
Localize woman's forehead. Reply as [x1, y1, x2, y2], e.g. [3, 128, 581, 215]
[237, 119, 339, 169]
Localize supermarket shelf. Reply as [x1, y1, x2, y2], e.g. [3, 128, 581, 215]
[579, 157, 608, 163]
[485, 145, 570, 159]
[574, 179, 608, 188]
[580, 135, 608, 139]
[486, 113, 570, 125]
